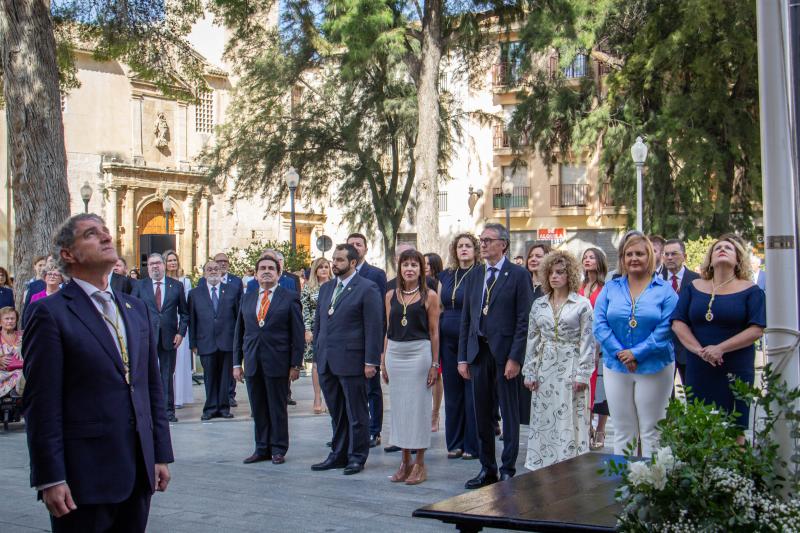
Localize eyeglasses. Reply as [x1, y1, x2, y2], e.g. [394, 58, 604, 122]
[479, 238, 504, 245]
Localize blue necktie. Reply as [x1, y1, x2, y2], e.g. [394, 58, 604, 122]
[211, 286, 219, 314]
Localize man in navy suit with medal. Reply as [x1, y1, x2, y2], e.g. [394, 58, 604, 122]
[23, 214, 172, 532]
[132, 253, 189, 423]
[233, 255, 304, 465]
[312, 244, 383, 475]
[346, 232, 388, 448]
[458, 223, 532, 488]
[188, 260, 241, 420]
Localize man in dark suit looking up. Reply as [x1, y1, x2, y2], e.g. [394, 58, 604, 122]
[132, 253, 189, 423]
[23, 214, 172, 532]
[311, 244, 383, 475]
[662, 238, 700, 387]
[458, 223, 532, 489]
[233, 256, 304, 465]
[189, 260, 241, 420]
[346, 232, 388, 448]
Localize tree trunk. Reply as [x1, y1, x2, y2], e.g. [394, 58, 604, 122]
[413, 0, 443, 255]
[0, 0, 71, 310]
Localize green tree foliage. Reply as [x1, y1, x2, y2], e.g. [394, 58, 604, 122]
[511, 0, 760, 240]
[684, 235, 716, 273]
[226, 240, 311, 277]
[205, 1, 424, 269]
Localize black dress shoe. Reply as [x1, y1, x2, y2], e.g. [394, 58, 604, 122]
[369, 435, 381, 448]
[311, 458, 347, 471]
[465, 469, 498, 490]
[243, 453, 271, 464]
[271, 454, 286, 465]
[384, 445, 401, 453]
[288, 397, 297, 406]
[230, 399, 238, 407]
[168, 414, 178, 423]
[325, 441, 332, 447]
[343, 463, 364, 475]
[499, 473, 514, 481]
[220, 413, 234, 419]
[200, 414, 212, 421]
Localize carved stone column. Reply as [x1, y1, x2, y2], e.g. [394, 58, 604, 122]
[131, 96, 143, 160]
[183, 189, 198, 273]
[107, 185, 120, 249]
[197, 191, 210, 264]
[123, 186, 138, 267]
[175, 101, 188, 167]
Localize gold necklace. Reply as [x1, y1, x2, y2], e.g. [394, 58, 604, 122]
[705, 275, 737, 322]
[550, 294, 568, 341]
[451, 264, 475, 308]
[627, 280, 648, 328]
[398, 287, 419, 327]
[483, 265, 500, 315]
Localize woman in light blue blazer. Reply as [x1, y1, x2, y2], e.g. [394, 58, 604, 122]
[593, 234, 678, 457]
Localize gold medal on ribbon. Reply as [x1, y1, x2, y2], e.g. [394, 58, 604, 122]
[483, 305, 489, 316]
[705, 311, 714, 322]
[401, 317, 408, 327]
[629, 317, 638, 329]
[259, 319, 265, 327]
[328, 307, 335, 316]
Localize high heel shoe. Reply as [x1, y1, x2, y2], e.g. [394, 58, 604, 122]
[592, 431, 605, 450]
[405, 464, 427, 485]
[390, 462, 412, 482]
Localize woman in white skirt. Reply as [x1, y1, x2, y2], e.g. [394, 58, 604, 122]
[165, 250, 195, 408]
[523, 250, 595, 471]
[381, 249, 440, 485]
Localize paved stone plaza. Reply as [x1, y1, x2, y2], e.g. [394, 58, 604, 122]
[0, 376, 575, 533]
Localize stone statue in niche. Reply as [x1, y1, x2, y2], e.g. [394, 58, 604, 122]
[154, 112, 170, 149]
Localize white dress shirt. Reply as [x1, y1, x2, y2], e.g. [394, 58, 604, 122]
[207, 280, 222, 300]
[667, 265, 686, 291]
[482, 255, 506, 299]
[151, 277, 166, 308]
[336, 269, 358, 289]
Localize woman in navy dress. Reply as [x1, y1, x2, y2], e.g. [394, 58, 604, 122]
[438, 233, 481, 459]
[672, 236, 765, 437]
[0, 267, 13, 309]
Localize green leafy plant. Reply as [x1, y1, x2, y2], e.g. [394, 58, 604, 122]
[684, 235, 716, 273]
[605, 366, 800, 531]
[226, 240, 311, 277]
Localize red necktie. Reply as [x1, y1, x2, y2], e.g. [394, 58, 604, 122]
[671, 275, 679, 293]
[155, 281, 162, 312]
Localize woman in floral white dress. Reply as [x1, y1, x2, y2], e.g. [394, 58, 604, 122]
[522, 250, 595, 471]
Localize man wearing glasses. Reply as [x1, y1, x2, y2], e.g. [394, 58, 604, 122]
[458, 223, 532, 488]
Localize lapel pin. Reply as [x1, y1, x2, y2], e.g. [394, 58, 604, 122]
[504, 272, 509, 276]
[348, 287, 352, 291]
[125, 302, 132, 309]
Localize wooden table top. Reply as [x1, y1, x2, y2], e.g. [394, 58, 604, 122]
[413, 453, 625, 532]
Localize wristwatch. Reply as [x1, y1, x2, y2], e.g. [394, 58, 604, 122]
[431, 362, 440, 369]
[292, 365, 304, 371]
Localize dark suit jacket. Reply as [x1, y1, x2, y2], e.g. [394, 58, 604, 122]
[458, 260, 533, 365]
[665, 267, 701, 365]
[313, 274, 383, 376]
[233, 285, 304, 377]
[0, 286, 13, 309]
[23, 279, 45, 310]
[132, 277, 189, 351]
[110, 272, 135, 295]
[246, 272, 299, 293]
[188, 282, 241, 355]
[23, 280, 173, 504]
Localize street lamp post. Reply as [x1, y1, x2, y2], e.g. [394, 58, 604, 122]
[502, 175, 514, 257]
[80, 181, 92, 213]
[162, 196, 173, 234]
[630, 136, 648, 232]
[285, 167, 300, 254]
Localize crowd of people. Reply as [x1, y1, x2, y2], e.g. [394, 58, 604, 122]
[13, 212, 768, 531]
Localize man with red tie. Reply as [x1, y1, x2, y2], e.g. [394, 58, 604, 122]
[233, 256, 304, 465]
[662, 238, 700, 387]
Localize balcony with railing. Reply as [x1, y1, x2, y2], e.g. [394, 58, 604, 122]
[550, 183, 589, 208]
[493, 125, 529, 151]
[492, 62, 523, 91]
[493, 187, 529, 209]
[548, 53, 590, 80]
